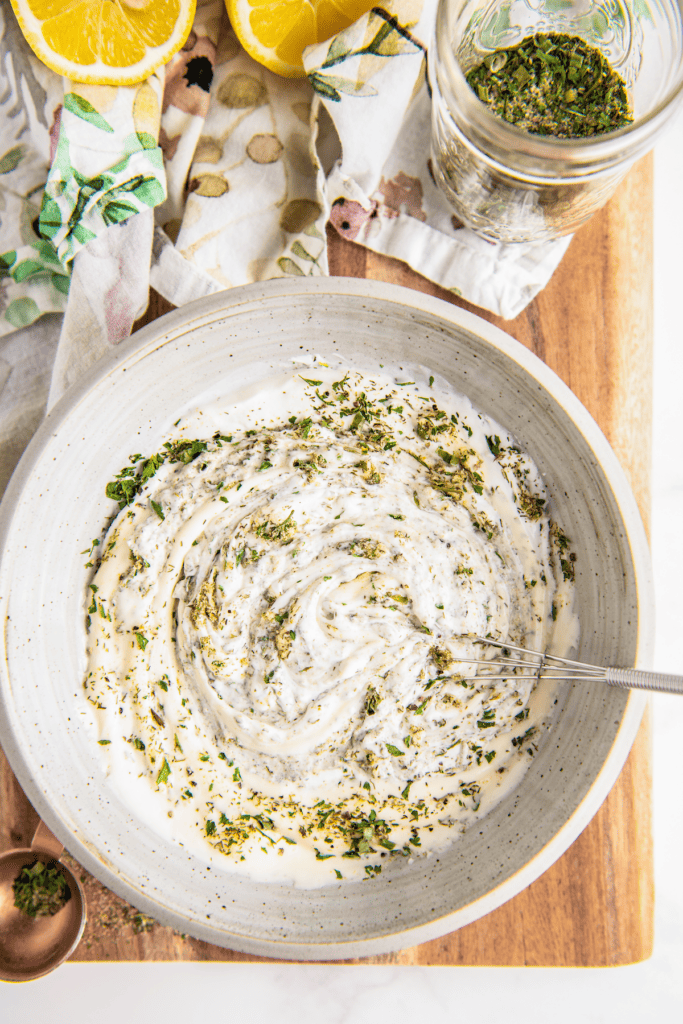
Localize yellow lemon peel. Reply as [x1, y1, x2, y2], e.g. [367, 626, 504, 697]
[10, 0, 197, 86]
[225, 0, 375, 78]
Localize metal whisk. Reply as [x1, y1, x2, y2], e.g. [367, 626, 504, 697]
[452, 637, 683, 695]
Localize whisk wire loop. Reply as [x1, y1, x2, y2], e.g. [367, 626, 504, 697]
[459, 637, 683, 695]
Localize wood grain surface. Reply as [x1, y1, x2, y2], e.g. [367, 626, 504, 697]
[0, 155, 654, 966]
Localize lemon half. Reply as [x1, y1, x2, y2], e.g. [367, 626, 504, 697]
[10, 0, 197, 86]
[226, 0, 375, 78]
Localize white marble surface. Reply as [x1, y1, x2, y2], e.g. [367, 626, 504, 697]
[1, 116, 682, 1019]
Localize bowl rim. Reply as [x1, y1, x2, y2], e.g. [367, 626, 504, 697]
[0, 277, 652, 959]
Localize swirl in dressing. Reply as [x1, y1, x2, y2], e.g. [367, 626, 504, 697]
[84, 366, 576, 886]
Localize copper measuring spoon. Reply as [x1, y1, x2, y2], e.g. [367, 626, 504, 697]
[0, 821, 86, 982]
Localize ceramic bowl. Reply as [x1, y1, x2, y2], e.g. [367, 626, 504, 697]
[0, 279, 652, 958]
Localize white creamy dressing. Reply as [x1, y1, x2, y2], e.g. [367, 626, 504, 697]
[84, 360, 578, 886]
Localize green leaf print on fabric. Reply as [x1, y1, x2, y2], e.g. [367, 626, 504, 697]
[290, 241, 318, 263]
[279, 237, 324, 275]
[0, 146, 25, 175]
[5, 296, 40, 329]
[51, 272, 70, 295]
[0, 240, 68, 293]
[277, 257, 305, 276]
[309, 9, 424, 101]
[38, 198, 63, 241]
[322, 33, 355, 68]
[11, 259, 45, 283]
[63, 171, 110, 237]
[308, 74, 343, 102]
[92, 173, 164, 211]
[309, 73, 378, 102]
[35, 239, 62, 266]
[319, 9, 424, 71]
[71, 223, 97, 247]
[63, 93, 115, 134]
[0, 251, 17, 277]
[119, 131, 161, 157]
[39, 76, 166, 266]
[134, 131, 157, 151]
[41, 166, 165, 260]
[361, 14, 425, 59]
[127, 175, 165, 207]
[102, 199, 140, 225]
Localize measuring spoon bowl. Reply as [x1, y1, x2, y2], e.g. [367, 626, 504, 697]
[0, 821, 86, 982]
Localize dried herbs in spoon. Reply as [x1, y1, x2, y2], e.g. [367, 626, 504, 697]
[465, 33, 632, 138]
[12, 860, 70, 918]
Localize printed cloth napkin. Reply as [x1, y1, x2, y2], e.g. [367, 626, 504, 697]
[0, 8, 67, 337]
[147, 0, 570, 317]
[0, 0, 572, 410]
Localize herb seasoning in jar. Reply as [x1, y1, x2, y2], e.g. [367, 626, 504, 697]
[465, 33, 632, 139]
[429, 0, 683, 244]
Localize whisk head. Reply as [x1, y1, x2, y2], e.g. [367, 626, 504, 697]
[455, 637, 609, 684]
[449, 638, 682, 694]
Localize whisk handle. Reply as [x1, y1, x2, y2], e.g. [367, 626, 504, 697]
[606, 668, 683, 694]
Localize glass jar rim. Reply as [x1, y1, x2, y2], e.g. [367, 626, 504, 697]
[432, 7, 683, 172]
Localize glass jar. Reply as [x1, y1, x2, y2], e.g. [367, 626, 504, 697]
[429, 0, 683, 243]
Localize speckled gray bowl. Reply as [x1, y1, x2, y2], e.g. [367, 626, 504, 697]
[0, 279, 652, 959]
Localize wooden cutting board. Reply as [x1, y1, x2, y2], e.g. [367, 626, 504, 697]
[0, 155, 654, 966]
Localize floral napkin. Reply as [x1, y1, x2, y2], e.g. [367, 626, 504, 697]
[0, 0, 572, 382]
[0, 8, 67, 336]
[146, 0, 570, 318]
[40, 76, 166, 266]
